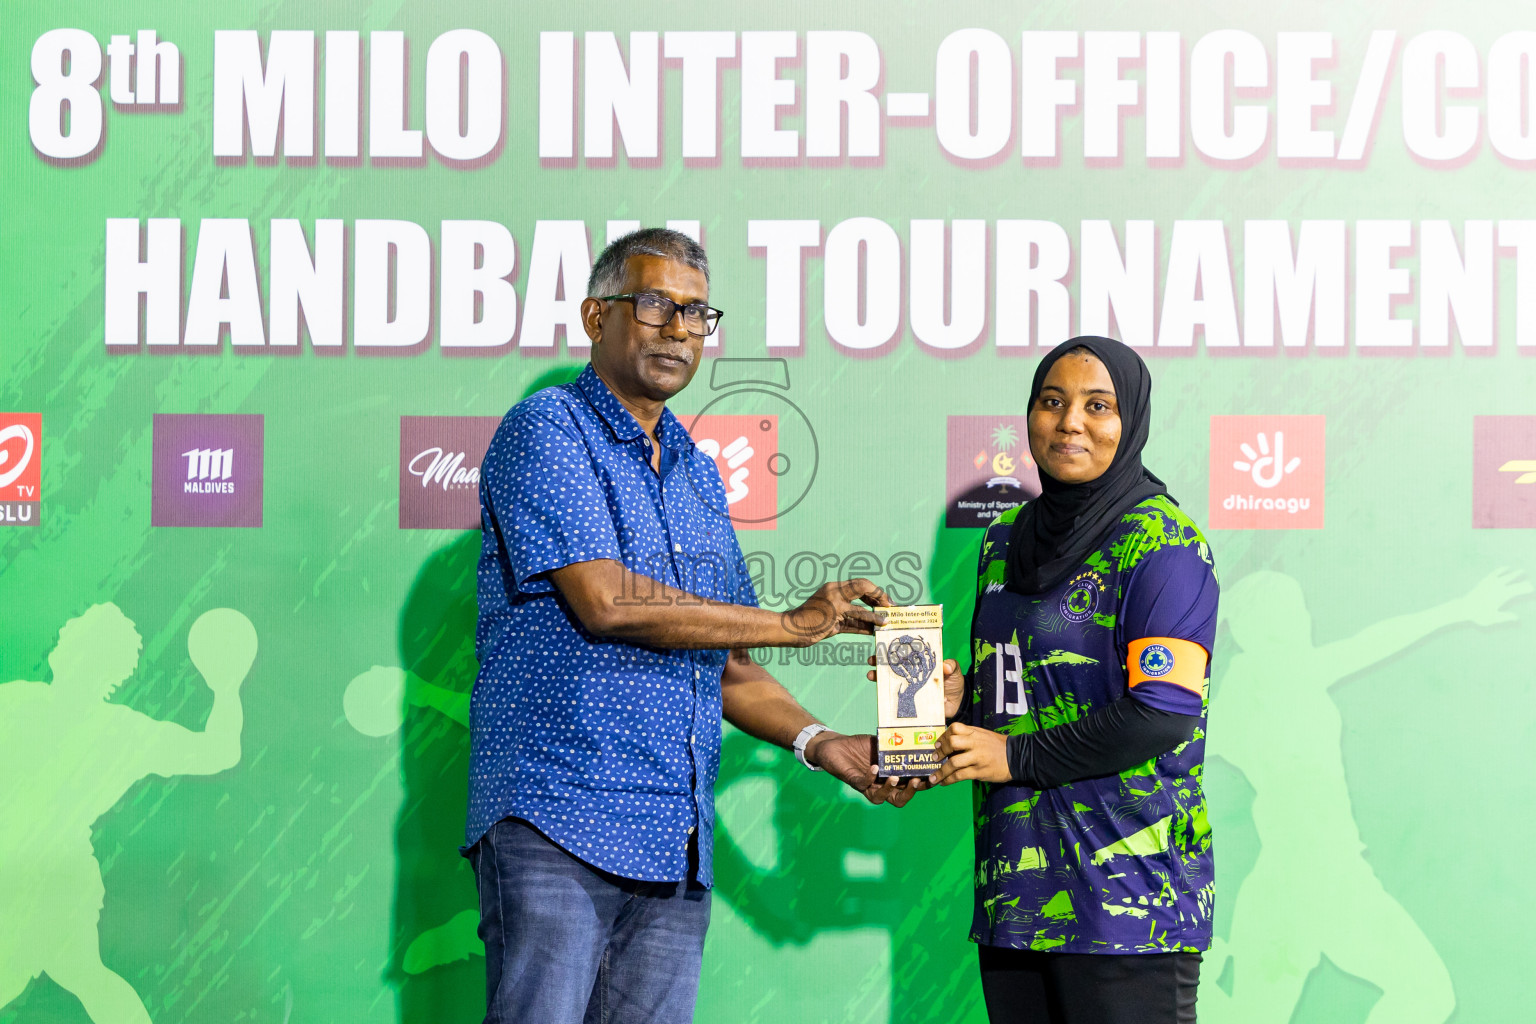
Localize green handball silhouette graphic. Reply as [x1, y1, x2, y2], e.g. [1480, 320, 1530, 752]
[886, 634, 936, 719]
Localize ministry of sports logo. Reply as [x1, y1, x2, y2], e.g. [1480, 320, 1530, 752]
[1138, 643, 1175, 677]
[1473, 416, 1536, 528]
[152, 414, 263, 527]
[945, 416, 1042, 529]
[1060, 570, 1104, 623]
[399, 416, 502, 530]
[0, 413, 41, 527]
[1209, 416, 1325, 530]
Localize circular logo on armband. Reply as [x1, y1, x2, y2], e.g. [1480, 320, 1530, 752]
[1139, 644, 1175, 677]
[1060, 571, 1104, 623]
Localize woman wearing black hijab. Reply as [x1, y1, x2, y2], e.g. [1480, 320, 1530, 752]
[928, 337, 1218, 1024]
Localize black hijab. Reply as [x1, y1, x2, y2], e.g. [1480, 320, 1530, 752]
[1004, 336, 1171, 595]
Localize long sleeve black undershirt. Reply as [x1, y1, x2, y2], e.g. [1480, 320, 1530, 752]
[1003, 696, 1198, 790]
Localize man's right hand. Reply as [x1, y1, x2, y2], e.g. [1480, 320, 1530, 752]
[783, 578, 890, 645]
[805, 731, 918, 808]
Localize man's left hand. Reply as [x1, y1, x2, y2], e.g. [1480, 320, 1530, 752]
[806, 732, 919, 807]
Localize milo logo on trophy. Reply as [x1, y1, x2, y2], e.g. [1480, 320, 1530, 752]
[874, 605, 945, 777]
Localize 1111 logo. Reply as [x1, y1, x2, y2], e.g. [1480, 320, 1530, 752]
[151, 414, 263, 528]
[183, 448, 234, 493]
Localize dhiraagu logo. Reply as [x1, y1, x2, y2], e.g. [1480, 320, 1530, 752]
[1210, 415, 1325, 530]
[1232, 432, 1300, 488]
[1060, 571, 1104, 623]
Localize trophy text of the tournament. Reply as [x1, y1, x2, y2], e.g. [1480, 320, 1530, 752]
[874, 605, 945, 777]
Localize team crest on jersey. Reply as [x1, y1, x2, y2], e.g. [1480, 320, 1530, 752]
[1060, 571, 1104, 623]
[1139, 643, 1175, 677]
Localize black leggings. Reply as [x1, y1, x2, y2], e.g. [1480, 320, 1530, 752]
[978, 946, 1201, 1024]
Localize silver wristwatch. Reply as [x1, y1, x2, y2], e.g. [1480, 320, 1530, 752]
[792, 723, 830, 771]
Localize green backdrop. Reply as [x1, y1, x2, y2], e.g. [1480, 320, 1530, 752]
[3, 2, 1534, 1022]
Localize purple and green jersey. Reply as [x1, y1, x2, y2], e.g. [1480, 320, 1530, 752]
[967, 495, 1218, 954]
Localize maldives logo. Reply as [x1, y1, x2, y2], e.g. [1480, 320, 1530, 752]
[0, 413, 41, 527]
[152, 414, 263, 527]
[399, 416, 501, 529]
[1473, 416, 1536, 528]
[946, 416, 1041, 529]
[1209, 416, 1325, 530]
[690, 415, 778, 530]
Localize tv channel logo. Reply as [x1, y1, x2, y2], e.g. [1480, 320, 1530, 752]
[152, 414, 264, 527]
[399, 416, 501, 529]
[1473, 416, 1536, 528]
[945, 416, 1041, 528]
[1209, 416, 1325, 530]
[0, 413, 41, 527]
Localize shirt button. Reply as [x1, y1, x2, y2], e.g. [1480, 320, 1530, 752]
[674, 543, 682, 552]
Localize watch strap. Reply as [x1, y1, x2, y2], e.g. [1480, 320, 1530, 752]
[792, 723, 830, 771]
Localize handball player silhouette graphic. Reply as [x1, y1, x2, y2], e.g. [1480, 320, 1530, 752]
[0, 603, 255, 1024]
[1202, 568, 1529, 1024]
[341, 664, 482, 975]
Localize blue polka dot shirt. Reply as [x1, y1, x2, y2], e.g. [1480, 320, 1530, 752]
[466, 364, 757, 885]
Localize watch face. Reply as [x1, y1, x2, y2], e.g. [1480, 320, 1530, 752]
[684, 386, 819, 530]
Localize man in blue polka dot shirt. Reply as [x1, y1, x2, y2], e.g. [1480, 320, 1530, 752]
[468, 228, 901, 1024]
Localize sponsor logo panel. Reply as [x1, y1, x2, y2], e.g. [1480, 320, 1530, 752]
[1209, 415, 1324, 530]
[945, 415, 1041, 528]
[690, 414, 778, 530]
[682, 358, 819, 530]
[1473, 416, 1536, 528]
[399, 416, 502, 530]
[152, 414, 263, 527]
[0, 413, 41, 527]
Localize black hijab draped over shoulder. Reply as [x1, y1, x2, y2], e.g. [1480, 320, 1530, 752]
[1004, 337, 1172, 595]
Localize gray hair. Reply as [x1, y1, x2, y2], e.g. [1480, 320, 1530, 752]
[586, 227, 709, 298]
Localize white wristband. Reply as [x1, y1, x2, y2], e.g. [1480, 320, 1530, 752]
[793, 723, 830, 771]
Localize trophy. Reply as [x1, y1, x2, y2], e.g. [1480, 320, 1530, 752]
[874, 605, 945, 777]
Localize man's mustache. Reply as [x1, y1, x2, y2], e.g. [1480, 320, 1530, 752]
[641, 345, 695, 366]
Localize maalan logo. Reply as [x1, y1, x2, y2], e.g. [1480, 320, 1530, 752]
[946, 416, 1041, 528]
[152, 414, 264, 527]
[689, 415, 778, 530]
[399, 416, 501, 529]
[1473, 416, 1536, 528]
[1209, 415, 1325, 530]
[0, 413, 41, 527]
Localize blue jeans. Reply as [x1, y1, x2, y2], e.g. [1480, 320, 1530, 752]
[469, 817, 711, 1024]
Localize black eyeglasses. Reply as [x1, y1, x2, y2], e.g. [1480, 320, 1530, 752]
[601, 292, 724, 337]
